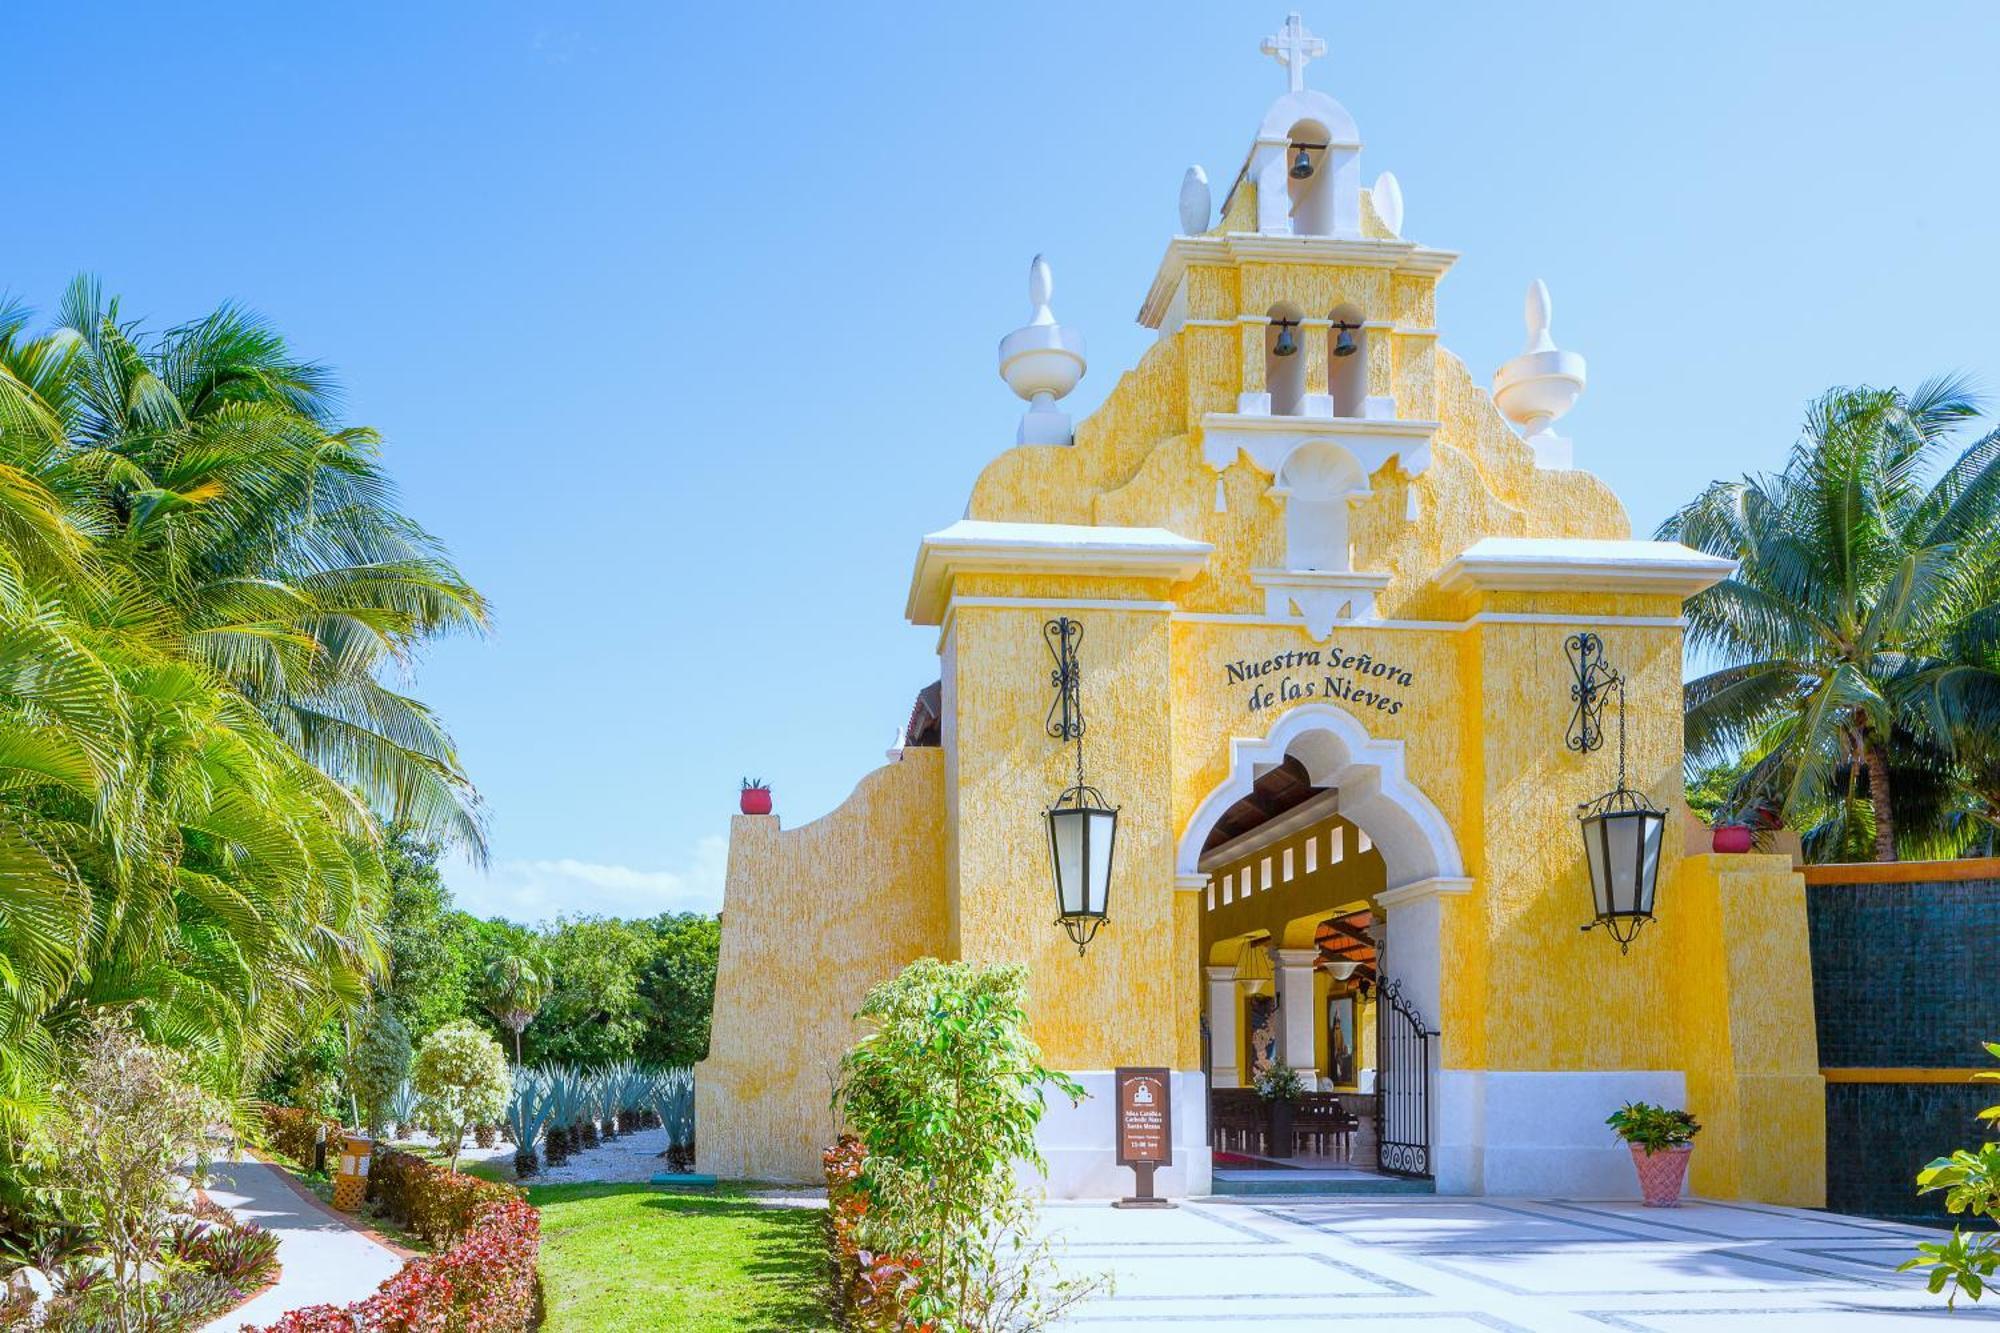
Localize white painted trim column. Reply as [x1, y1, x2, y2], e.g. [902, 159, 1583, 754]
[1274, 948, 1320, 1073]
[1374, 875, 1472, 1191]
[1206, 966, 1241, 1089]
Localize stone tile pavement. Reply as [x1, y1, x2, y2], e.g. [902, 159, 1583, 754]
[1040, 1194, 2000, 1330]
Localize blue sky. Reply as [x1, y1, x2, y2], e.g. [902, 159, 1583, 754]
[8, 2, 1998, 922]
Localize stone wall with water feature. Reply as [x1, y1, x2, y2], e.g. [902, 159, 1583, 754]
[1805, 860, 2000, 1223]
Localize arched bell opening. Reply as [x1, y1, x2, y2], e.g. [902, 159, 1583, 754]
[1264, 301, 1307, 417]
[1283, 118, 1336, 237]
[1328, 301, 1368, 418]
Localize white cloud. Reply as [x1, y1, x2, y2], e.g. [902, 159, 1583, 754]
[446, 836, 728, 924]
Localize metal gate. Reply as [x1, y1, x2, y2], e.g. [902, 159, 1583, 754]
[1375, 977, 1436, 1179]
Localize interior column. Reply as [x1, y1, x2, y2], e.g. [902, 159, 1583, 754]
[1206, 966, 1241, 1088]
[1275, 948, 1320, 1074]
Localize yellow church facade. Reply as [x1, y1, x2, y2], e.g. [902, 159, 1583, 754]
[698, 14, 1826, 1204]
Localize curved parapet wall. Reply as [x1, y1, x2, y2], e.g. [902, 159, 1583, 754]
[695, 749, 947, 1183]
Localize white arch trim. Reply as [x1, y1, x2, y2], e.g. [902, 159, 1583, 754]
[1257, 90, 1359, 146]
[1177, 700, 1463, 892]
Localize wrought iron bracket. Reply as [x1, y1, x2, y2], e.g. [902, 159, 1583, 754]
[1566, 631, 1619, 756]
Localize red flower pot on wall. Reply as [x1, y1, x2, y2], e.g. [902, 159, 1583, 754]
[740, 786, 772, 815]
[1711, 824, 1753, 854]
[1631, 1144, 1693, 1206]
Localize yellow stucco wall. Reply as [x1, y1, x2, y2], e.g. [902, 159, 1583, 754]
[946, 601, 1194, 1071]
[696, 750, 948, 1183]
[1673, 853, 1827, 1205]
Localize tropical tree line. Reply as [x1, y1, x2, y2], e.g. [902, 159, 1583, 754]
[258, 828, 720, 1119]
[1670, 376, 2000, 861]
[0, 279, 488, 1138]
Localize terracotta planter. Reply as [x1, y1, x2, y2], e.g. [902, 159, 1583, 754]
[740, 787, 772, 815]
[1710, 824, 1753, 854]
[1266, 1098, 1296, 1158]
[1630, 1143, 1692, 1206]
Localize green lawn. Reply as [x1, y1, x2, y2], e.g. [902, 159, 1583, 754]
[529, 1183, 832, 1331]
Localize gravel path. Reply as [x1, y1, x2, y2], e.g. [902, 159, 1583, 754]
[530, 1127, 674, 1183]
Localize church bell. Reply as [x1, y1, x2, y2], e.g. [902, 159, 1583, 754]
[1333, 325, 1358, 358]
[1272, 322, 1298, 357]
[1289, 145, 1315, 179]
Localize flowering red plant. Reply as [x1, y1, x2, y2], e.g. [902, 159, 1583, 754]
[249, 1129, 538, 1333]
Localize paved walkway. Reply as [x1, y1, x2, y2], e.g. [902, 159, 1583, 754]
[1042, 1194, 2000, 1330]
[199, 1156, 404, 1331]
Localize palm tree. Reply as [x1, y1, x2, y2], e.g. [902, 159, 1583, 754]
[1662, 377, 2000, 861]
[0, 281, 487, 1121]
[484, 953, 548, 1065]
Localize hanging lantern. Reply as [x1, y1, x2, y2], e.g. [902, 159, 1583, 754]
[1043, 618, 1118, 953]
[1577, 789, 1665, 950]
[1568, 632, 1666, 952]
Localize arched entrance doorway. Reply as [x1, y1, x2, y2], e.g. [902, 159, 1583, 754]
[1178, 702, 1467, 1186]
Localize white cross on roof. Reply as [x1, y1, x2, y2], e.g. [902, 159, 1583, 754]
[1261, 12, 1326, 93]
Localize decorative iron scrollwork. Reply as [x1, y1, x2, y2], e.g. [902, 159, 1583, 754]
[1566, 630, 1617, 755]
[1044, 617, 1084, 744]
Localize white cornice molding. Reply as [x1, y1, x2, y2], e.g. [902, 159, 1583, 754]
[1196, 788, 1344, 872]
[1374, 876, 1475, 909]
[1199, 413, 1439, 481]
[1436, 538, 1736, 598]
[1140, 234, 1460, 328]
[906, 520, 1212, 626]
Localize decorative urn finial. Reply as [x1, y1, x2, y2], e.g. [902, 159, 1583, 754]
[1492, 278, 1587, 470]
[999, 254, 1087, 446]
[1179, 165, 1212, 235]
[1372, 171, 1404, 237]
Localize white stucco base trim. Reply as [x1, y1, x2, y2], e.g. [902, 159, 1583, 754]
[1029, 1069, 1211, 1199]
[1434, 1069, 1687, 1197]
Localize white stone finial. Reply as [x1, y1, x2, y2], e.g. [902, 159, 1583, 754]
[999, 254, 1087, 446]
[1179, 165, 1212, 235]
[1028, 254, 1055, 326]
[1372, 171, 1403, 237]
[1492, 278, 1586, 470]
[1261, 12, 1325, 93]
[1522, 278, 1556, 353]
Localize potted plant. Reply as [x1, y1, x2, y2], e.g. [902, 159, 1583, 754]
[739, 777, 772, 816]
[1711, 793, 1779, 854]
[1254, 1062, 1307, 1159]
[1606, 1100, 1701, 1206]
[1710, 822, 1753, 854]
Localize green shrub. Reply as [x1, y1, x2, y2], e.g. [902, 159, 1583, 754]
[349, 1008, 413, 1136]
[836, 958, 1105, 1331]
[410, 1019, 510, 1170]
[29, 1015, 223, 1326]
[1900, 1041, 2000, 1307]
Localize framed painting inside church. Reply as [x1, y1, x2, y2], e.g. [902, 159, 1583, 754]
[1327, 994, 1357, 1088]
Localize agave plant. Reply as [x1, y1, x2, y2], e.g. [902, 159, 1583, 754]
[649, 1068, 696, 1174]
[387, 1081, 419, 1141]
[503, 1069, 552, 1177]
[540, 1066, 580, 1167]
